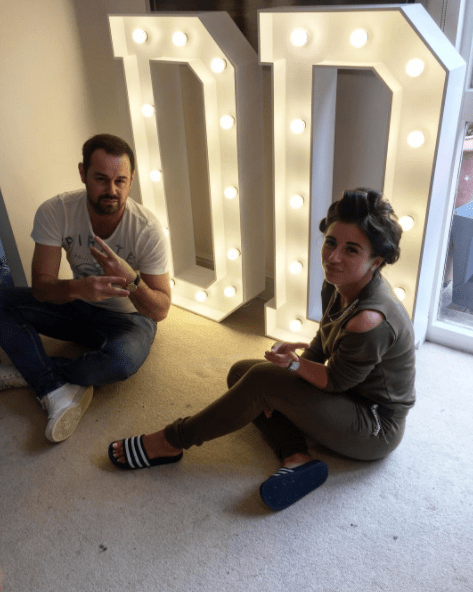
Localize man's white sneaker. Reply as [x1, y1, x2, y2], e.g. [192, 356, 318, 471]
[41, 383, 94, 442]
[0, 365, 28, 390]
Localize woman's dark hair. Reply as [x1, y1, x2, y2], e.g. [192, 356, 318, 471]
[319, 188, 402, 271]
[81, 134, 135, 175]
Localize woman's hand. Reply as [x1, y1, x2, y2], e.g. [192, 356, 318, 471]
[264, 341, 310, 368]
[263, 341, 310, 418]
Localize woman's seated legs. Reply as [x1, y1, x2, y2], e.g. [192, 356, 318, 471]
[112, 359, 405, 466]
[227, 358, 310, 462]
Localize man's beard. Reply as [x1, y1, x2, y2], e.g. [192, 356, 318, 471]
[87, 193, 121, 215]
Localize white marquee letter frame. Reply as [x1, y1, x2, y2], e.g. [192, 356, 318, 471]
[109, 13, 265, 321]
[260, 5, 465, 343]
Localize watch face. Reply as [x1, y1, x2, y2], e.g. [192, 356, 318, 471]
[127, 273, 140, 292]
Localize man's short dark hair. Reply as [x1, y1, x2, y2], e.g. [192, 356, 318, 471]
[82, 134, 135, 175]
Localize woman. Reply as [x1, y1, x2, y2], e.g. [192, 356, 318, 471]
[109, 189, 416, 511]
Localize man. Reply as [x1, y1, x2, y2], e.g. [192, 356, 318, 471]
[0, 134, 171, 442]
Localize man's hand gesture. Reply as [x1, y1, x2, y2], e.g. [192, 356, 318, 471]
[67, 235, 136, 302]
[90, 236, 136, 284]
[74, 275, 129, 302]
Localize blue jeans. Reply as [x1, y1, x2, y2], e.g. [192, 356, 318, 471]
[0, 287, 157, 399]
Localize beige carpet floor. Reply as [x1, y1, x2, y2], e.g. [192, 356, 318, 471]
[1, 297, 472, 592]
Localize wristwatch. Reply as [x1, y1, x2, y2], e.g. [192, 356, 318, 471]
[287, 354, 300, 372]
[126, 272, 141, 293]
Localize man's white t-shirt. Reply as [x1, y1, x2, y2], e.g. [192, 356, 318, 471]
[31, 189, 169, 315]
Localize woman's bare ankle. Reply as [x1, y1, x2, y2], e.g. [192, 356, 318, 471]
[283, 453, 312, 469]
[143, 430, 182, 458]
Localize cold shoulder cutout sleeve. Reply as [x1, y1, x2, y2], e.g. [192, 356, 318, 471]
[324, 321, 395, 393]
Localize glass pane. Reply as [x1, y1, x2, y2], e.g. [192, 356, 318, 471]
[438, 123, 473, 329]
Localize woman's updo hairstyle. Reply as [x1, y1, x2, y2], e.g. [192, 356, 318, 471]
[319, 188, 402, 271]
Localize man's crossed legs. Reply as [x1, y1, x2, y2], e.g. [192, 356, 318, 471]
[0, 287, 156, 441]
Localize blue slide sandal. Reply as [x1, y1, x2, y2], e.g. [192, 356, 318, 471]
[260, 459, 329, 511]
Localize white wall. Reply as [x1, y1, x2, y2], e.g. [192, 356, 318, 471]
[0, 0, 147, 284]
[0, 0, 96, 283]
[71, 0, 148, 208]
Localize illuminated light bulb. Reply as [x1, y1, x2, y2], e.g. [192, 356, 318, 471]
[227, 248, 241, 261]
[220, 115, 235, 130]
[224, 286, 236, 298]
[407, 131, 425, 148]
[289, 261, 303, 274]
[150, 169, 162, 182]
[132, 29, 148, 44]
[394, 288, 406, 301]
[350, 29, 368, 48]
[224, 186, 238, 199]
[170, 279, 175, 288]
[465, 176, 470, 182]
[141, 104, 155, 117]
[211, 58, 227, 73]
[290, 319, 303, 332]
[406, 59, 425, 77]
[291, 28, 309, 47]
[399, 216, 414, 231]
[290, 195, 305, 209]
[172, 32, 188, 47]
[290, 119, 306, 134]
[195, 290, 208, 302]
[163, 227, 169, 238]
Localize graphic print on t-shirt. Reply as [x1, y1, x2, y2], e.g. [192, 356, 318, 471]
[63, 233, 137, 280]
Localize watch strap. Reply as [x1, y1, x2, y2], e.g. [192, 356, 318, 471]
[126, 272, 141, 292]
